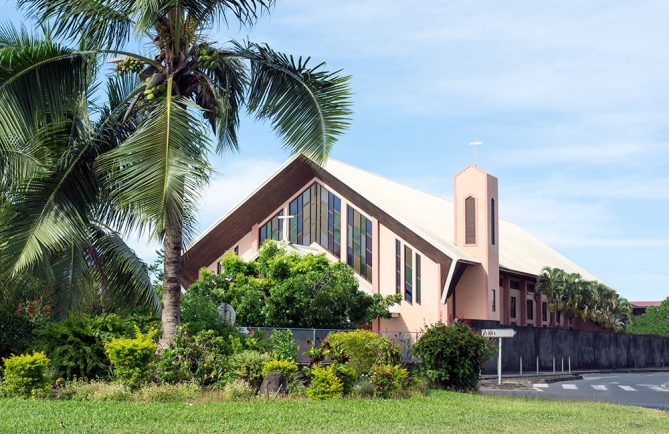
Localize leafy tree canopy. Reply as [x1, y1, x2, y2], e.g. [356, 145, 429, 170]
[183, 242, 401, 330]
[626, 297, 669, 336]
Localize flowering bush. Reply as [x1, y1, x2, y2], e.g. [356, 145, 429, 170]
[1, 352, 51, 398]
[16, 299, 52, 324]
[369, 364, 408, 398]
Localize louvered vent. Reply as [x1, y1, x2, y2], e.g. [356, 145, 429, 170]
[465, 196, 476, 244]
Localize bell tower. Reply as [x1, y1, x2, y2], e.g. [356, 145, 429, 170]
[453, 165, 500, 321]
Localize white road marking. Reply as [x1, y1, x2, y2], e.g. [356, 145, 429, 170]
[618, 385, 637, 391]
[649, 386, 669, 392]
[532, 387, 545, 392]
[533, 384, 549, 388]
[591, 385, 607, 391]
[562, 384, 578, 390]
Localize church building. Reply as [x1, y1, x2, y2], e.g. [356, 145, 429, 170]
[181, 156, 598, 332]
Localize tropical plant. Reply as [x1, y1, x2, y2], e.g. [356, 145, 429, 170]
[0, 27, 161, 318]
[1, 351, 52, 398]
[536, 266, 631, 331]
[10, 0, 352, 346]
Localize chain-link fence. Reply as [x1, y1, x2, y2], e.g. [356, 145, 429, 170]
[240, 327, 422, 364]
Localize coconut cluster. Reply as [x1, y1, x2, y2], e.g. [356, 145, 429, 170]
[143, 77, 166, 101]
[114, 58, 143, 75]
[197, 46, 220, 69]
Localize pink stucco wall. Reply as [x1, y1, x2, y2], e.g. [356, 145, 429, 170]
[377, 224, 441, 333]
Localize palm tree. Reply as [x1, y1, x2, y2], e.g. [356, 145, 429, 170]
[0, 27, 160, 317]
[536, 267, 566, 327]
[562, 272, 583, 328]
[12, 0, 352, 346]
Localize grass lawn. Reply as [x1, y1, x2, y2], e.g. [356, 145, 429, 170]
[2, 391, 668, 433]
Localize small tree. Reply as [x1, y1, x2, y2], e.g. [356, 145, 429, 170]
[412, 321, 494, 391]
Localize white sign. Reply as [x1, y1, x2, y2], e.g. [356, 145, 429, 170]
[480, 329, 516, 385]
[481, 329, 517, 338]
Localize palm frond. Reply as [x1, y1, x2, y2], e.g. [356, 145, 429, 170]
[88, 224, 161, 313]
[182, 0, 274, 30]
[197, 55, 247, 152]
[233, 41, 352, 163]
[17, 0, 135, 49]
[96, 78, 212, 242]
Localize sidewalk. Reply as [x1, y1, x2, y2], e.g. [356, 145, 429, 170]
[482, 366, 669, 380]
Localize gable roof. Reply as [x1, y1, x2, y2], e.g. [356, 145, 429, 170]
[321, 158, 597, 281]
[182, 155, 598, 285]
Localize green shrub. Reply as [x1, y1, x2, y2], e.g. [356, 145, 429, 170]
[31, 312, 158, 381]
[1, 352, 51, 398]
[369, 363, 409, 398]
[413, 321, 495, 391]
[306, 366, 343, 400]
[227, 350, 272, 390]
[221, 379, 255, 401]
[332, 364, 357, 395]
[155, 329, 226, 386]
[262, 359, 298, 378]
[324, 330, 401, 376]
[104, 328, 157, 389]
[0, 305, 35, 361]
[134, 382, 201, 402]
[269, 329, 299, 361]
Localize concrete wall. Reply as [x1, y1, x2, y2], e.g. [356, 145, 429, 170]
[469, 320, 669, 373]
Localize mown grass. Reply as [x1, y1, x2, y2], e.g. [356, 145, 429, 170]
[1, 391, 668, 433]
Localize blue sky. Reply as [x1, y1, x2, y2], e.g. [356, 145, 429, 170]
[6, 1, 669, 300]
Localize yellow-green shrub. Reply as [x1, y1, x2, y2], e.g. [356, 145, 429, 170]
[262, 359, 298, 377]
[104, 328, 157, 389]
[1, 352, 51, 398]
[324, 330, 400, 376]
[306, 366, 343, 400]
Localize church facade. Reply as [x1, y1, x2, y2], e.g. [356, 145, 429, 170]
[181, 156, 599, 332]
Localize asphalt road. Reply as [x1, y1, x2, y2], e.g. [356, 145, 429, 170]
[510, 372, 669, 410]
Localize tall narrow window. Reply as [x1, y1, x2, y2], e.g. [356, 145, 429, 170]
[216, 261, 222, 274]
[490, 198, 496, 245]
[527, 300, 534, 320]
[491, 289, 496, 312]
[233, 246, 239, 256]
[542, 301, 548, 322]
[404, 245, 413, 303]
[465, 196, 476, 244]
[395, 240, 401, 294]
[347, 206, 373, 282]
[259, 210, 283, 245]
[415, 254, 422, 305]
[289, 182, 341, 257]
[510, 296, 517, 319]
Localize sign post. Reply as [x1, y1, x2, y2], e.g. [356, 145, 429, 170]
[481, 329, 517, 385]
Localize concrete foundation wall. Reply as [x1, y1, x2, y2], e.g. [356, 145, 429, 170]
[468, 320, 669, 374]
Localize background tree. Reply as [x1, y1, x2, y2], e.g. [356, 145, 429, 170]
[182, 242, 401, 330]
[13, 0, 352, 346]
[626, 297, 669, 336]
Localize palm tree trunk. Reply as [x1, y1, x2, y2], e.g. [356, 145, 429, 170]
[159, 219, 183, 348]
